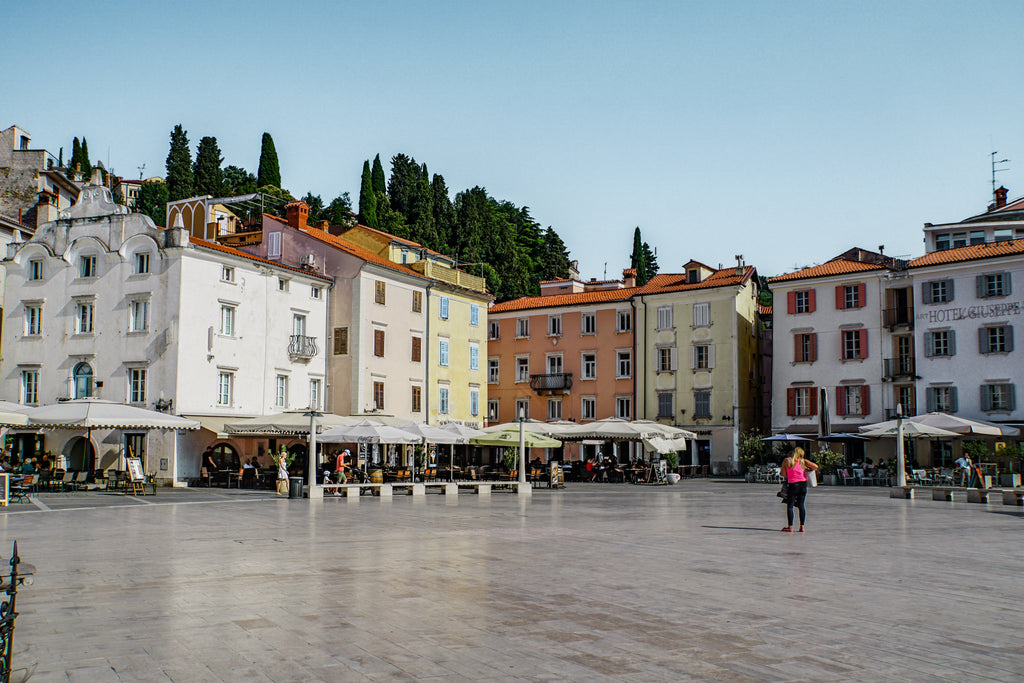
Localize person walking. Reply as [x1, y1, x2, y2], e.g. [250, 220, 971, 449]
[781, 447, 818, 533]
[276, 448, 289, 496]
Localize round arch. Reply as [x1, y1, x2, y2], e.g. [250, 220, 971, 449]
[73, 362, 93, 399]
[210, 442, 240, 470]
[63, 436, 95, 472]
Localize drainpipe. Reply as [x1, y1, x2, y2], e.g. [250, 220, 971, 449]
[631, 293, 643, 463]
[424, 282, 432, 421]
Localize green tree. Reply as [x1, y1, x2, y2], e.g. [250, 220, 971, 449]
[358, 160, 378, 228]
[387, 153, 420, 219]
[257, 185, 295, 217]
[257, 132, 281, 189]
[66, 137, 81, 179]
[642, 241, 658, 282]
[325, 193, 353, 226]
[430, 173, 455, 253]
[630, 227, 648, 285]
[80, 138, 92, 180]
[223, 165, 257, 195]
[165, 124, 194, 201]
[134, 181, 169, 226]
[371, 154, 386, 195]
[301, 192, 325, 225]
[193, 136, 224, 197]
[538, 227, 571, 281]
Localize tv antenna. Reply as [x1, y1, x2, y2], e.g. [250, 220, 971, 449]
[138, 163, 146, 181]
[991, 151, 1009, 194]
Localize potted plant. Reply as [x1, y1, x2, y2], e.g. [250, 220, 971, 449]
[814, 449, 845, 485]
[738, 429, 770, 481]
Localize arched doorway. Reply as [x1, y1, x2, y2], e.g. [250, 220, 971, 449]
[287, 443, 308, 480]
[65, 436, 95, 472]
[73, 362, 93, 399]
[210, 442, 240, 470]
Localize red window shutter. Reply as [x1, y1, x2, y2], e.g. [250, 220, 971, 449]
[835, 387, 847, 416]
[809, 333, 817, 362]
[858, 329, 868, 359]
[787, 291, 796, 314]
[857, 283, 866, 307]
[808, 289, 816, 312]
[786, 388, 796, 416]
[835, 285, 845, 310]
[809, 387, 818, 415]
[860, 385, 870, 415]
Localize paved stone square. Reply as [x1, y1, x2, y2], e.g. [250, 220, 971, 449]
[1, 481, 1022, 682]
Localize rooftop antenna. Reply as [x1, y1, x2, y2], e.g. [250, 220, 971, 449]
[603, 262, 607, 280]
[137, 162, 145, 181]
[991, 150, 1009, 195]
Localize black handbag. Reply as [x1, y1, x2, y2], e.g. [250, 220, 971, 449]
[777, 481, 789, 499]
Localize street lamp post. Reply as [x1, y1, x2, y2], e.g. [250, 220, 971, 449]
[518, 405, 527, 486]
[305, 408, 324, 500]
[896, 403, 906, 488]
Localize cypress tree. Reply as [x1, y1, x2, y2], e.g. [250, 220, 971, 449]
[80, 138, 92, 180]
[630, 227, 648, 285]
[431, 173, 455, 253]
[67, 137, 81, 178]
[257, 132, 281, 188]
[193, 136, 224, 197]
[165, 124, 194, 201]
[371, 154, 386, 195]
[358, 160, 378, 229]
[642, 242, 659, 282]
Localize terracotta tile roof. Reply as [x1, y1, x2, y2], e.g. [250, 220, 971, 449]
[759, 303, 772, 316]
[768, 259, 886, 283]
[633, 266, 756, 295]
[909, 238, 1024, 267]
[189, 236, 333, 282]
[343, 224, 452, 261]
[489, 287, 638, 313]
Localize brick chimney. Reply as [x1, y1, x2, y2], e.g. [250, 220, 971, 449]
[285, 201, 309, 230]
[623, 268, 637, 288]
[995, 186, 1009, 209]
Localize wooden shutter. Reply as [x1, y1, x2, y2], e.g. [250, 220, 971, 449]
[835, 285, 845, 310]
[949, 330, 957, 356]
[808, 289, 816, 312]
[374, 329, 384, 357]
[1004, 272, 1013, 296]
[860, 385, 870, 415]
[922, 282, 933, 304]
[670, 346, 678, 371]
[809, 387, 818, 415]
[411, 336, 421, 362]
[787, 388, 797, 416]
[707, 345, 716, 369]
[858, 329, 868, 359]
[976, 275, 986, 298]
[981, 386, 992, 411]
[926, 387, 936, 412]
[809, 333, 818, 362]
[689, 345, 697, 369]
[333, 327, 348, 355]
[946, 279, 955, 302]
[857, 283, 866, 307]
[923, 332, 934, 357]
[835, 387, 847, 416]
[979, 328, 989, 354]
[793, 334, 802, 362]
[949, 387, 958, 412]
[1006, 326, 1015, 352]
[1008, 384, 1017, 411]
[787, 291, 796, 314]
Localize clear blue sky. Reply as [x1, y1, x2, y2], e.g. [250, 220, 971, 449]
[6, 1, 1024, 278]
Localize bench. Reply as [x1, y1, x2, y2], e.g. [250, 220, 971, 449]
[1001, 489, 1024, 506]
[931, 487, 956, 502]
[967, 488, 1000, 504]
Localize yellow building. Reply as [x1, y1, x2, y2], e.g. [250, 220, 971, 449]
[633, 260, 764, 473]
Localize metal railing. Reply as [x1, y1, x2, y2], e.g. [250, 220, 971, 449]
[288, 335, 318, 360]
[883, 357, 915, 379]
[882, 307, 914, 329]
[0, 541, 34, 683]
[529, 373, 573, 393]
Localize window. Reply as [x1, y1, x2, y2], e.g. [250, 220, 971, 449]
[657, 347, 677, 372]
[411, 386, 422, 413]
[73, 362, 93, 399]
[374, 329, 385, 357]
[310, 379, 321, 410]
[657, 306, 673, 330]
[617, 310, 631, 332]
[488, 359, 499, 383]
[311, 286, 321, 300]
[994, 227, 1014, 242]
[693, 302, 710, 327]
[615, 396, 631, 419]
[488, 321, 500, 340]
[516, 357, 530, 382]
[952, 232, 968, 248]
[75, 302, 94, 334]
[438, 386, 449, 414]
[80, 255, 97, 278]
[470, 389, 480, 416]
[24, 306, 41, 336]
[439, 296, 449, 320]
[923, 279, 953, 304]
[470, 304, 479, 326]
[439, 339, 449, 367]
[220, 305, 235, 336]
[836, 385, 869, 416]
[581, 353, 596, 380]
[221, 265, 235, 282]
[694, 391, 712, 418]
[411, 336, 422, 362]
[28, 259, 42, 280]
[130, 300, 149, 332]
[794, 333, 817, 363]
[267, 231, 282, 259]
[970, 230, 986, 245]
[841, 329, 867, 360]
[134, 253, 150, 275]
[691, 344, 714, 370]
[412, 290, 422, 313]
[980, 326, 1013, 354]
[616, 350, 631, 378]
[786, 387, 817, 416]
[516, 398, 530, 420]
[21, 370, 38, 405]
[373, 381, 385, 411]
[687, 268, 700, 284]
[657, 392, 674, 418]
[548, 315, 561, 336]
[935, 233, 951, 250]
[897, 385, 916, 415]
[516, 318, 529, 338]
[547, 398, 562, 420]
[488, 399, 499, 422]
[547, 354, 563, 375]
[278, 278, 289, 292]
[581, 397, 596, 420]
[926, 386, 958, 413]
[981, 383, 1016, 412]
[401, 249, 409, 264]
[582, 313, 596, 335]
[276, 375, 288, 408]
[292, 314, 305, 342]
[375, 280, 386, 304]
[333, 327, 349, 355]
[470, 343, 480, 370]
[977, 273, 1011, 298]
[788, 289, 815, 314]
[925, 330, 955, 357]
[217, 372, 234, 406]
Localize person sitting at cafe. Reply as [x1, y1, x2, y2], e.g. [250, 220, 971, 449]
[17, 459, 36, 474]
[203, 447, 217, 473]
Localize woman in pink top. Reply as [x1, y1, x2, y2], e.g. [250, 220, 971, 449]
[781, 447, 818, 533]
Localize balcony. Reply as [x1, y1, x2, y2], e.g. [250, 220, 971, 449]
[288, 335, 318, 361]
[882, 307, 914, 330]
[883, 357, 915, 379]
[529, 373, 573, 394]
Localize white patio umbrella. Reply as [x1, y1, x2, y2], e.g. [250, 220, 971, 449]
[630, 420, 698, 440]
[642, 436, 690, 454]
[561, 417, 666, 440]
[317, 420, 421, 445]
[396, 422, 463, 444]
[225, 411, 370, 435]
[0, 401, 30, 426]
[482, 419, 578, 438]
[861, 422, 959, 438]
[440, 422, 486, 439]
[911, 412, 1019, 437]
[471, 426, 562, 485]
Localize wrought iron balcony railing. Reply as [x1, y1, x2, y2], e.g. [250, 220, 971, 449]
[288, 335, 318, 360]
[883, 357, 915, 379]
[882, 307, 914, 330]
[529, 373, 573, 393]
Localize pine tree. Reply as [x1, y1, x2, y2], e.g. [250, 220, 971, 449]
[358, 160, 378, 229]
[630, 227, 648, 285]
[135, 181, 170, 226]
[223, 165, 257, 195]
[301, 193, 325, 225]
[641, 242, 659, 282]
[66, 137, 81, 179]
[257, 132, 281, 188]
[431, 173, 455, 254]
[165, 124, 194, 201]
[193, 136, 224, 197]
[387, 153, 420, 219]
[371, 154, 386, 195]
[326, 193, 353, 225]
[80, 138, 92, 180]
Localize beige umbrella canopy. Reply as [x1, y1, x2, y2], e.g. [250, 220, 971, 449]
[561, 417, 690, 441]
[910, 412, 1019, 436]
[470, 427, 562, 449]
[482, 419, 577, 438]
[862, 422, 959, 438]
[317, 420, 421, 444]
[20, 398, 199, 430]
[439, 422, 486, 440]
[226, 411, 365, 435]
[0, 401, 30, 426]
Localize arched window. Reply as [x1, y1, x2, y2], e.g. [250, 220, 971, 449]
[211, 443, 240, 470]
[73, 362, 93, 399]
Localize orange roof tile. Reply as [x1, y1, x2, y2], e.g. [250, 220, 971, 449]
[343, 224, 452, 261]
[759, 303, 773, 316]
[634, 266, 756, 295]
[489, 287, 638, 313]
[189, 236, 333, 282]
[909, 238, 1024, 267]
[768, 259, 886, 283]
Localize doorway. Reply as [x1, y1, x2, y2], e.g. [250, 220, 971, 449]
[65, 436, 95, 472]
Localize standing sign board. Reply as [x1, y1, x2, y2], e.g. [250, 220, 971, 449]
[125, 457, 146, 495]
[549, 461, 565, 488]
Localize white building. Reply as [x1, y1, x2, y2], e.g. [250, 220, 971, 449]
[1, 171, 331, 482]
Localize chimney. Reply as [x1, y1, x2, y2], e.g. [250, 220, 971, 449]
[285, 201, 309, 231]
[318, 220, 329, 231]
[735, 254, 744, 276]
[995, 186, 1009, 209]
[622, 268, 636, 288]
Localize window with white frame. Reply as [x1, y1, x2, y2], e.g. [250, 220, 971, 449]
[130, 300, 149, 332]
[842, 329, 864, 360]
[277, 278, 289, 292]
[794, 290, 811, 313]
[582, 313, 596, 335]
[470, 389, 480, 416]
[80, 255, 97, 278]
[926, 386, 957, 413]
[310, 379, 322, 410]
[311, 286, 321, 300]
[843, 285, 861, 309]
[469, 343, 479, 370]
[581, 352, 596, 380]
[924, 279, 953, 304]
[617, 310, 631, 332]
[439, 339, 450, 366]
[487, 399, 499, 422]
[615, 396, 631, 419]
[21, 370, 38, 405]
[488, 320, 500, 340]
[515, 398, 530, 420]
[373, 381, 385, 411]
[276, 375, 288, 408]
[616, 350, 631, 378]
[841, 385, 866, 416]
[488, 358, 499, 384]
[293, 314, 306, 338]
[581, 396, 596, 420]
[788, 386, 815, 416]
[24, 305, 41, 336]
[129, 368, 146, 404]
[925, 330, 955, 357]
[547, 354, 563, 375]
[657, 346, 677, 372]
[694, 391, 712, 418]
[691, 344, 713, 370]
[217, 372, 234, 406]
[978, 272, 1011, 298]
[980, 326, 1013, 354]
[657, 392, 674, 418]
[134, 252, 150, 275]
[470, 304, 479, 326]
[982, 383, 1015, 412]
[547, 398, 562, 420]
[439, 296, 450, 320]
[439, 386, 449, 414]
[693, 302, 710, 327]
[516, 357, 529, 382]
[548, 315, 561, 336]
[75, 302, 94, 334]
[516, 318, 529, 338]
[657, 306, 673, 330]
[221, 265, 235, 282]
[28, 259, 42, 280]
[220, 305, 235, 336]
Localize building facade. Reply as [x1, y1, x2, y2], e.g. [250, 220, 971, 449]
[0, 125, 79, 230]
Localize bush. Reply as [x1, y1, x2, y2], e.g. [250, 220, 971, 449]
[813, 449, 845, 476]
[664, 451, 679, 470]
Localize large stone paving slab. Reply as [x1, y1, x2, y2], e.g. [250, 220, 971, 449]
[1, 481, 1021, 681]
